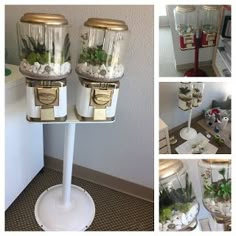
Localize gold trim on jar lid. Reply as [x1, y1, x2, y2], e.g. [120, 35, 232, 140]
[84, 18, 128, 31]
[203, 159, 231, 164]
[159, 159, 184, 180]
[202, 5, 220, 11]
[20, 13, 68, 25]
[176, 5, 196, 13]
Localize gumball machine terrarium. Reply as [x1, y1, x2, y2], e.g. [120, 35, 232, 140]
[178, 82, 193, 111]
[173, 5, 222, 77]
[200, 6, 220, 47]
[17, 13, 71, 121]
[174, 5, 197, 50]
[159, 159, 199, 231]
[75, 18, 129, 121]
[192, 82, 204, 107]
[199, 159, 231, 231]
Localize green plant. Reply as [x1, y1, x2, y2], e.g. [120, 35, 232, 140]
[159, 173, 195, 218]
[204, 168, 231, 201]
[168, 173, 195, 203]
[173, 202, 191, 213]
[21, 34, 70, 65]
[160, 208, 172, 223]
[179, 87, 191, 95]
[79, 45, 112, 66]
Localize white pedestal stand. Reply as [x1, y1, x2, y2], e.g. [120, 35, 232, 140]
[35, 123, 95, 231]
[180, 109, 197, 140]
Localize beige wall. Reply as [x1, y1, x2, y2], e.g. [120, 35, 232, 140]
[5, 5, 154, 188]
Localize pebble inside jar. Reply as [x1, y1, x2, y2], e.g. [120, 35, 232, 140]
[77, 18, 129, 81]
[17, 13, 71, 79]
[159, 160, 199, 231]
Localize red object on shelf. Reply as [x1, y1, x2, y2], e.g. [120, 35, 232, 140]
[201, 32, 217, 47]
[223, 5, 231, 11]
[179, 34, 196, 50]
[184, 37, 208, 77]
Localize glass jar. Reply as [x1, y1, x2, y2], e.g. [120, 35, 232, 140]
[76, 18, 129, 82]
[178, 82, 193, 111]
[200, 6, 220, 47]
[199, 160, 231, 221]
[159, 159, 199, 231]
[192, 82, 204, 107]
[17, 13, 71, 79]
[174, 5, 197, 50]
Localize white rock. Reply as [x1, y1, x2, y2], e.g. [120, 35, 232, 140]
[100, 64, 107, 71]
[32, 65, 38, 74]
[38, 65, 45, 74]
[53, 63, 61, 75]
[175, 225, 182, 230]
[49, 71, 57, 76]
[210, 200, 216, 206]
[223, 206, 231, 215]
[181, 213, 188, 225]
[34, 62, 40, 70]
[92, 65, 99, 73]
[162, 224, 168, 231]
[159, 223, 163, 231]
[60, 62, 71, 75]
[173, 219, 182, 226]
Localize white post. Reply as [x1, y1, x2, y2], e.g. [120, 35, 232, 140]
[188, 108, 193, 132]
[62, 123, 76, 207]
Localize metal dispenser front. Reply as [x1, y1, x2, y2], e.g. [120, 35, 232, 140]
[17, 13, 71, 121]
[75, 18, 129, 121]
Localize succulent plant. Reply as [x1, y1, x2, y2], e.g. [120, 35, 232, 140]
[79, 45, 112, 66]
[21, 34, 70, 65]
[179, 87, 191, 95]
[204, 168, 231, 201]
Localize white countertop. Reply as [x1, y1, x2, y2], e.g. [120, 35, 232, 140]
[5, 64, 25, 89]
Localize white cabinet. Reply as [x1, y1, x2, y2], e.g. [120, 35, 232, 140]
[5, 64, 44, 209]
[159, 118, 171, 154]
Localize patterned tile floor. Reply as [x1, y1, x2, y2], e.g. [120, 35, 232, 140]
[5, 168, 154, 231]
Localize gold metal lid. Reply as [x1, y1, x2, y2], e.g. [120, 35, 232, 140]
[202, 5, 220, 11]
[203, 159, 231, 164]
[20, 13, 68, 25]
[84, 18, 128, 31]
[159, 159, 184, 180]
[176, 5, 196, 13]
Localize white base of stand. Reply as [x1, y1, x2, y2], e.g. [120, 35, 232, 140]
[180, 127, 197, 140]
[35, 184, 95, 231]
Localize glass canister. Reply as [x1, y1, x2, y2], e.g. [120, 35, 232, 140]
[17, 13, 71, 79]
[199, 159, 231, 228]
[174, 5, 197, 50]
[159, 159, 199, 231]
[192, 82, 204, 107]
[76, 18, 129, 82]
[178, 82, 193, 111]
[200, 6, 220, 47]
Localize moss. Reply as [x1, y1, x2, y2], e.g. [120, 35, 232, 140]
[160, 208, 172, 223]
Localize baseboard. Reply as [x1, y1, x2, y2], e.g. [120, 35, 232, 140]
[176, 60, 212, 71]
[169, 114, 203, 135]
[44, 155, 154, 202]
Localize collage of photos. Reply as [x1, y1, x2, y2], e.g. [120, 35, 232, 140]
[3, 1, 233, 235]
[159, 4, 232, 232]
